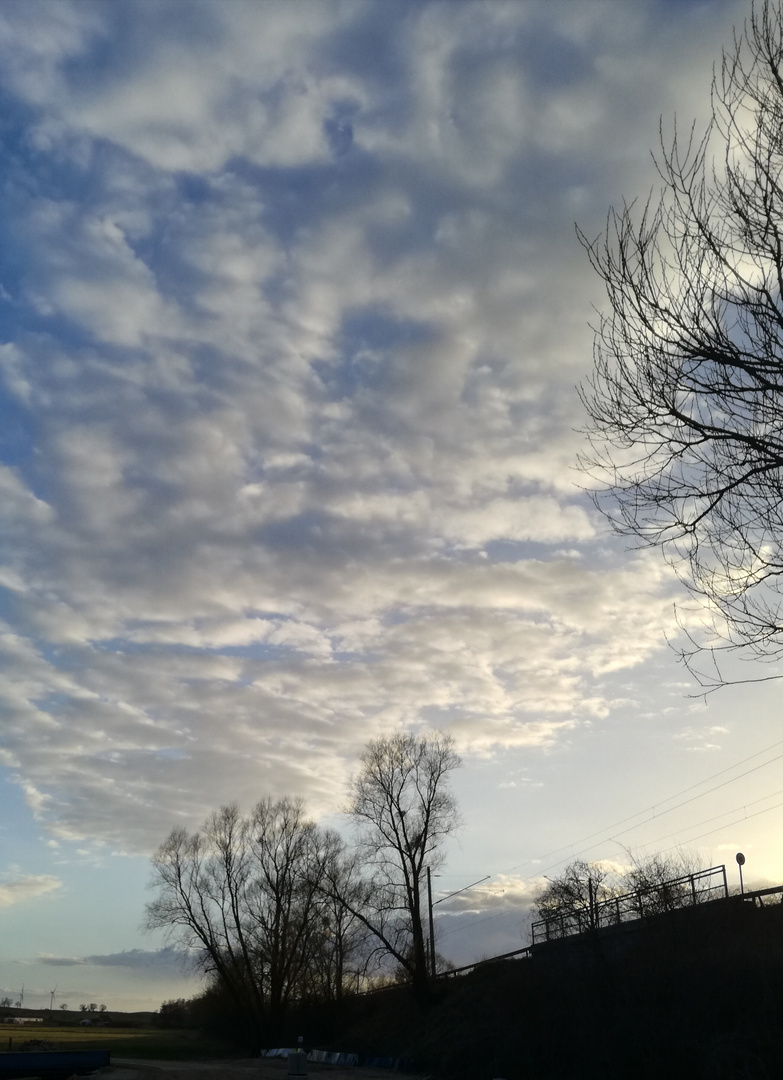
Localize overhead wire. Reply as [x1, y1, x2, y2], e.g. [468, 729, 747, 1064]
[641, 787, 783, 852]
[433, 735, 783, 945]
[497, 734, 783, 876]
[437, 787, 783, 945]
[660, 797, 783, 850]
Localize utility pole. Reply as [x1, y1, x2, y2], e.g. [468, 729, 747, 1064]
[426, 873, 491, 978]
[427, 866, 436, 978]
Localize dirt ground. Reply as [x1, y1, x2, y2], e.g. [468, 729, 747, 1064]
[105, 1059, 422, 1080]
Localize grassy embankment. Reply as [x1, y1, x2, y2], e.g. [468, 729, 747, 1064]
[332, 896, 783, 1080]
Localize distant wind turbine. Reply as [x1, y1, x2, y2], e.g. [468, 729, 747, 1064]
[49, 985, 57, 1010]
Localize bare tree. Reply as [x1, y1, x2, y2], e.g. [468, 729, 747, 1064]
[145, 807, 265, 1040]
[245, 796, 329, 1020]
[145, 797, 336, 1042]
[619, 850, 706, 914]
[534, 851, 708, 942]
[579, 1, 783, 683]
[303, 836, 372, 1002]
[339, 732, 461, 1002]
[535, 860, 614, 937]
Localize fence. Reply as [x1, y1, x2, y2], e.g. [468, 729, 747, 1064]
[359, 865, 778, 992]
[530, 864, 728, 945]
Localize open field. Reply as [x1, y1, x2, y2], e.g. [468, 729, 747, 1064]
[1, 1024, 233, 1060]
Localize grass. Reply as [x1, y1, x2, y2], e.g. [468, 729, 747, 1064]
[1, 1024, 235, 1061]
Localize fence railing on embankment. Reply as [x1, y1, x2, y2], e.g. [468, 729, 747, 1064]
[361, 866, 783, 994]
[530, 864, 729, 945]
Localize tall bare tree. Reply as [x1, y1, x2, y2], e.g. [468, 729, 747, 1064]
[145, 797, 335, 1041]
[338, 732, 461, 1002]
[145, 806, 265, 1039]
[579, 1, 783, 682]
[246, 796, 328, 1020]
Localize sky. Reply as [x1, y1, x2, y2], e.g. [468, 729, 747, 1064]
[2, 0, 781, 1013]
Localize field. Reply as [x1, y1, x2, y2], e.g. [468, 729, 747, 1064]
[1, 1023, 233, 1060]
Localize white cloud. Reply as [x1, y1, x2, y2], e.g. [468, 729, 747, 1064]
[0, 0, 749, 855]
[0, 1, 361, 173]
[0, 873, 61, 909]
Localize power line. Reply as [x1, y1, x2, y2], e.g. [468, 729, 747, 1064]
[600, 753, 783, 847]
[640, 788, 783, 853]
[436, 790, 783, 947]
[497, 767, 783, 889]
[434, 734, 783, 946]
[498, 735, 783, 877]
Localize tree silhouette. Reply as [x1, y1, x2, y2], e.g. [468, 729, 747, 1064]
[580, 0, 783, 683]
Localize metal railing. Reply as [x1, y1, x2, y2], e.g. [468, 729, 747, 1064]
[738, 884, 783, 907]
[357, 866, 783, 992]
[437, 945, 532, 979]
[531, 864, 728, 945]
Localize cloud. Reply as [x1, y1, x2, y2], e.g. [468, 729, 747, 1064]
[435, 874, 541, 962]
[38, 947, 187, 972]
[438, 874, 540, 916]
[0, 0, 746, 852]
[84, 948, 187, 971]
[0, 874, 61, 909]
[0, 1, 360, 174]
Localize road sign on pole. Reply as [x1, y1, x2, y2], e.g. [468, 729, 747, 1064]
[736, 852, 745, 895]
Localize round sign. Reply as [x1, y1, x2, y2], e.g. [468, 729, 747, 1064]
[736, 852, 745, 865]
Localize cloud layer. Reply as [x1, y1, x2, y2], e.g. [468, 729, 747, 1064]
[0, 0, 742, 851]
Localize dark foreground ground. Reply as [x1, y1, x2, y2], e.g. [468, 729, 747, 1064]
[107, 1062, 419, 1080]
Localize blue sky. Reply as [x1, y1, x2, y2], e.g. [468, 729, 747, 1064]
[3, 0, 781, 1011]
